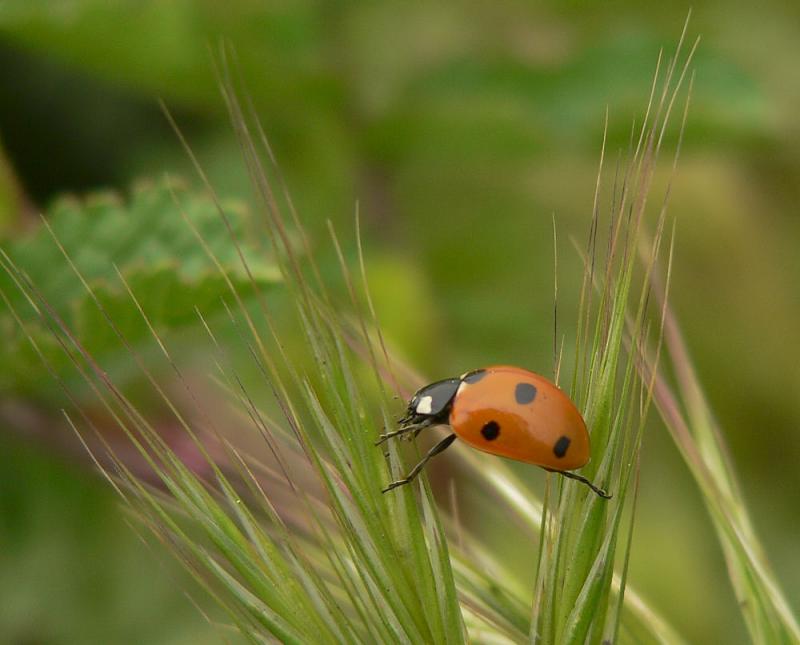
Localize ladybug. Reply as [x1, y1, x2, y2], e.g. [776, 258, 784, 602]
[378, 365, 610, 498]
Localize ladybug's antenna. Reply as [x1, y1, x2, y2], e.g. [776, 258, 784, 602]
[554, 470, 612, 499]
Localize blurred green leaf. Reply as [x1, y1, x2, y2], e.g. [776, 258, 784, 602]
[0, 0, 332, 108]
[0, 179, 280, 400]
[0, 436, 224, 645]
[0, 135, 23, 235]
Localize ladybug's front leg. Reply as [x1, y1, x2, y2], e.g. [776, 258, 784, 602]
[375, 417, 434, 446]
[382, 433, 458, 493]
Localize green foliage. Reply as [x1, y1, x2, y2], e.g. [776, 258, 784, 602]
[0, 138, 22, 234]
[0, 436, 218, 645]
[646, 290, 800, 643]
[526, 37, 692, 641]
[0, 0, 330, 109]
[0, 51, 696, 643]
[0, 180, 280, 400]
[2, 89, 467, 641]
[2, 5, 799, 643]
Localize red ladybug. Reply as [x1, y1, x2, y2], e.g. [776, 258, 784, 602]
[378, 365, 610, 498]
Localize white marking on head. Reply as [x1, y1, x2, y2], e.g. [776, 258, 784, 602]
[416, 395, 433, 415]
[456, 381, 468, 397]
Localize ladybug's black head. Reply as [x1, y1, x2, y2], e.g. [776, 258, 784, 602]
[405, 377, 462, 425]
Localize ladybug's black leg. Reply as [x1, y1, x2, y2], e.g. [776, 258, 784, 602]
[382, 433, 457, 493]
[550, 469, 612, 499]
[397, 409, 421, 425]
[375, 418, 433, 446]
[399, 421, 431, 442]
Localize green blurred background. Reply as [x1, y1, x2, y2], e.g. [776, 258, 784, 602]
[0, 2, 798, 643]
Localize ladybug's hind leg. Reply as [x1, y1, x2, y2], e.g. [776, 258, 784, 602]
[548, 469, 612, 499]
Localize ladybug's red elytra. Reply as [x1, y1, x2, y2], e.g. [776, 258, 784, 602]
[378, 365, 610, 498]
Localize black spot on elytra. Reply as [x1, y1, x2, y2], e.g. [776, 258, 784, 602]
[463, 369, 487, 384]
[481, 420, 500, 441]
[553, 435, 571, 458]
[514, 382, 537, 405]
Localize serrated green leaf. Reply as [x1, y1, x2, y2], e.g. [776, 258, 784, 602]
[0, 180, 280, 400]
